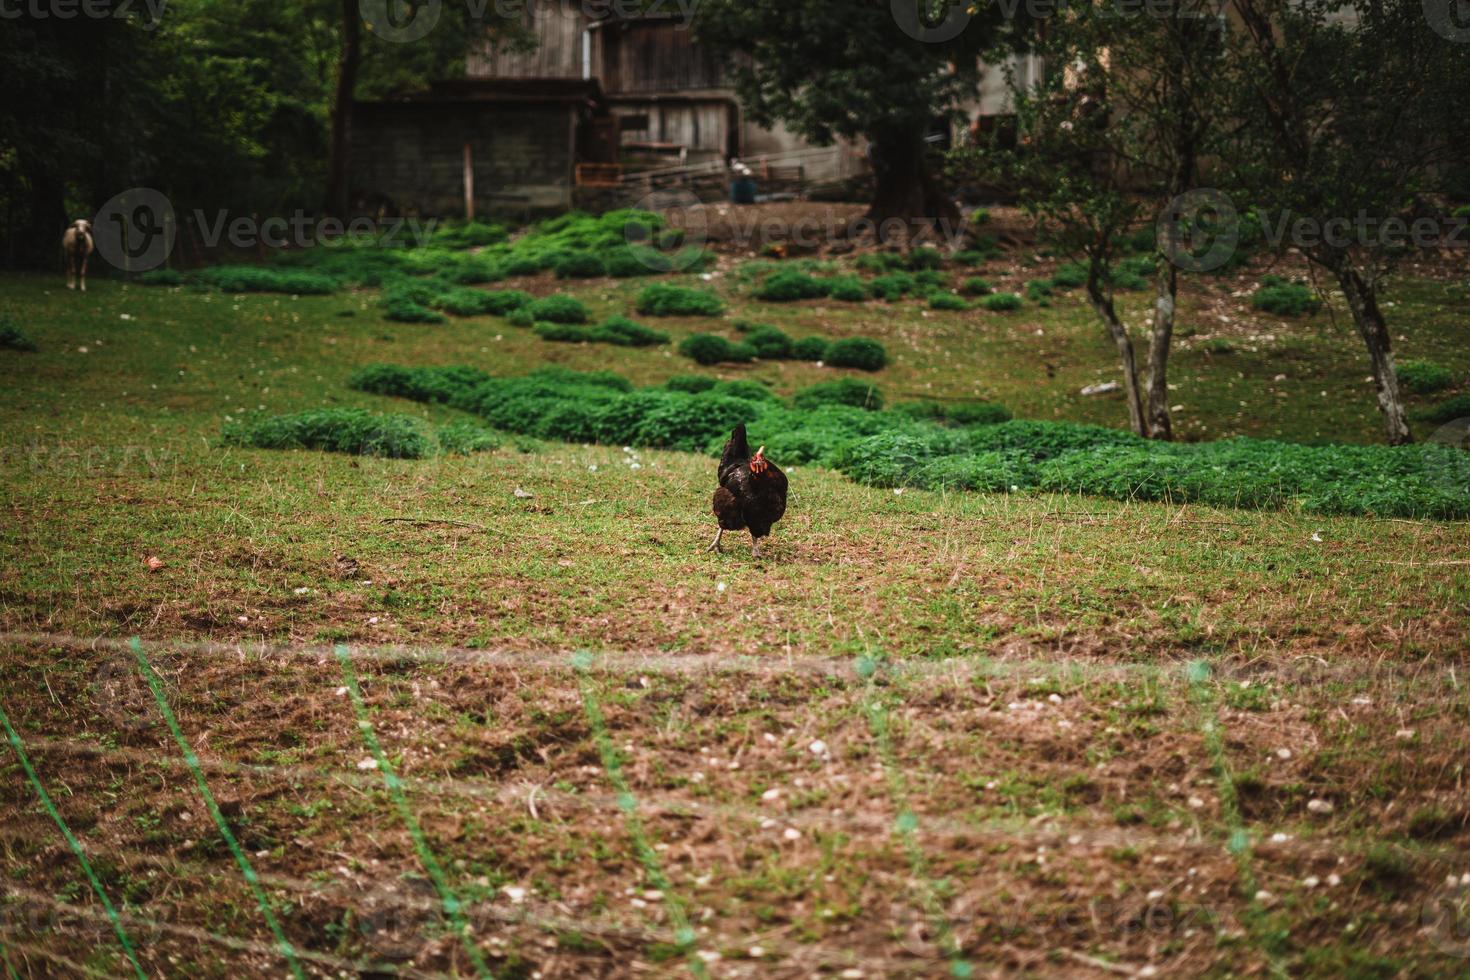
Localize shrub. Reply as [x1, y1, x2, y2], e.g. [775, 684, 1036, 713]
[754, 270, 832, 302]
[736, 321, 794, 359]
[827, 276, 869, 302]
[349, 364, 491, 405]
[195, 265, 339, 295]
[436, 422, 501, 454]
[506, 309, 534, 327]
[826, 338, 889, 371]
[794, 379, 884, 411]
[383, 295, 447, 324]
[502, 255, 544, 277]
[590, 315, 669, 347]
[1398, 359, 1454, 394]
[869, 272, 916, 301]
[791, 336, 830, 361]
[533, 321, 590, 343]
[430, 221, 507, 249]
[0, 316, 37, 352]
[664, 374, 717, 393]
[954, 250, 991, 267]
[526, 295, 590, 324]
[1417, 393, 1470, 424]
[679, 333, 755, 365]
[553, 251, 607, 279]
[434, 287, 505, 317]
[960, 277, 992, 296]
[1252, 277, 1321, 316]
[1050, 263, 1088, 288]
[221, 409, 432, 458]
[930, 292, 968, 311]
[907, 247, 944, 270]
[893, 400, 1012, 426]
[981, 292, 1023, 312]
[710, 380, 778, 402]
[480, 289, 533, 315]
[636, 283, 724, 317]
[136, 268, 185, 286]
[447, 255, 505, 284]
[1025, 279, 1054, 303]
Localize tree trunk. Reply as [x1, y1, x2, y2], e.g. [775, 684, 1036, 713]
[1324, 252, 1412, 445]
[863, 129, 959, 243]
[326, 0, 362, 219]
[1145, 257, 1176, 440]
[1086, 260, 1147, 436]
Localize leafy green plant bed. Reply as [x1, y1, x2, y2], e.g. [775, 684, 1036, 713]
[220, 407, 500, 458]
[1252, 276, 1322, 316]
[349, 365, 1470, 518]
[533, 315, 669, 347]
[1398, 359, 1454, 395]
[636, 284, 725, 317]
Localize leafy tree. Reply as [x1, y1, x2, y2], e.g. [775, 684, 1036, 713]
[1219, 0, 1470, 444]
[695, 0, 1001, 236]
[955, 0, 1229, 438]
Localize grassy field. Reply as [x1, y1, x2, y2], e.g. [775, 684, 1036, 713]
[1, 224, 1469, 978]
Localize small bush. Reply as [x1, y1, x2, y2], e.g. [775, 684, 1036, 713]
[1252, 277, 1321, 316]
[893, 400, 1012, 426]
[954, 250, 990, 267]
[679, 333, 755, 365]
[636, 284, 724, 317]
[854, 252, 907, 273]
[383, 294, 447, 324]
[436, 422, 501, 455]
[664, 375, 717, 393]
[1050, 263, 1088, 288]
[447, 255, 505, 285]
[827, 276, 869, 302]
[434, 288, 504, 317]
[791, 336, 831, 361]
[1025, 279, 1054, 303]
[502, 255, 544, 277]
[1417, 393, 1470, 424]
[907, 247, 944, 270]
[754, 270, 832, 302]
[195, 265, 339, 295]
[930, 292, 968, 311]
[480, 290, 533, 315]
[0, 316, 37, 352]
[869, 272, 916, 301]
[221, 409, 432, 458]
[526, 295, 590, 324]
[533, 321, 590, 343]
[794, 379, 884, 411]
[710, 380, 778, 402]
[136, 268, 185, 286]
[736, 321, 794, 359]
[590, 315, 669, 347]
[981, 292, 1023, 312]
[826, 338, 889, 371]
[506, 309, 534, 327]
[553, 251, 607, 279]
[960, 277, 992, 296]
[430, 221, 507, 249]
[1398, 359, 1454, 395]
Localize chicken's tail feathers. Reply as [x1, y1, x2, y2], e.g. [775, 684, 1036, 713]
[721, 424, 751, 467]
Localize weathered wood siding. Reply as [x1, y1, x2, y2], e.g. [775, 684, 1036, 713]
[351, 102, 576, 214]
[601, 22, 725, 93]
[468, 1, 584, 78]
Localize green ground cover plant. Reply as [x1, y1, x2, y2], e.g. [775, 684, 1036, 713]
[636, 284, 725, 317]
[350, 365, 1470, 518]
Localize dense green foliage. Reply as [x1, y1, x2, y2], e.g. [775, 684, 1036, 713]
[1252, 277, 1322, 317]
[679, 333, 756, 365]
[981, 293, 1023, 312]
[193, 266, 340, 296]
[346, 365, 1470, 518]
[1417, 394, 1470, 425]
[1397, 359, 1454, 395]
[0, 316, 37, 352]
[929, 292, 968, 311]
[754, 270, 834, 302]
[960, 277, 993, 296]
[793, 379, 885, 411]
[533, 316, 669, 348]
[636, 284, 725, 317]
[825, 338, 889, 371]
[220, 409, 434, 458]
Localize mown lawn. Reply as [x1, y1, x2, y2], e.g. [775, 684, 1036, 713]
[0, 242, 1468, 977]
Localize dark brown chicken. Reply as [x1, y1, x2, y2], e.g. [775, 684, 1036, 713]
[708, 423, 787, 558]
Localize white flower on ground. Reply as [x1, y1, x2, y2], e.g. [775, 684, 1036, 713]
[356, 757, 377, 770]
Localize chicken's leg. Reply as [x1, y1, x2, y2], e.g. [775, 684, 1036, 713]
[751, 535, 763, 559]
[706, 528, 723, 553]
